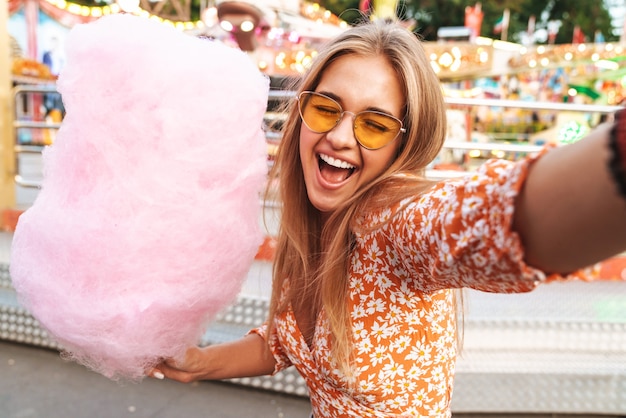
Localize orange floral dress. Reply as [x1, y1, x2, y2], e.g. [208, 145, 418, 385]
[251, 155, 573, 417]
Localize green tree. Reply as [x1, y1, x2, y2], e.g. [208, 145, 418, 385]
[473, 0, 614, 43]
[398, 0, 467, 40]
[322, 0, 616, 43]
[445, 0, 614, 43]
[319, 0, 363, 24]
[543, 0, 614, 43]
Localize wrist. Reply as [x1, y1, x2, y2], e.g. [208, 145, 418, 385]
[196, 345, 220, 380]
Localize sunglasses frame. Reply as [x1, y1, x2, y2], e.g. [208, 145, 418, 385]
[297, 91, 406, 150]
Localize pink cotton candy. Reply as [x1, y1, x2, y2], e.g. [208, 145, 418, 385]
[9, 14, 269, 381]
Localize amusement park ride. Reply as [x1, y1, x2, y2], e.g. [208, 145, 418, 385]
[1, 0, 626, 414]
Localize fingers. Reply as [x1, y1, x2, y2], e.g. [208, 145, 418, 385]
[147, 355, 183, 380]
[148, 367, 165, 380]
[163, 357, 182, 368]
[148, 363, 197, 384]
[146, 346, 203, 382]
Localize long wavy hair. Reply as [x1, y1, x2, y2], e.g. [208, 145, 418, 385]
[264, 19, 449, 373]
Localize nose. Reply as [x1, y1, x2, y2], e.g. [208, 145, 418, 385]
[325, 111, 357, 149]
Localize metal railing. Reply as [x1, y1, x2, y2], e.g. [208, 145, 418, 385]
[12, 84, 61, 188]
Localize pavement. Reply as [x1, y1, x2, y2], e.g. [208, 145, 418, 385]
[1, 340, 312, 418]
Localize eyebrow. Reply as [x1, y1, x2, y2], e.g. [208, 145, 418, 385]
[316, 90, 398, 117]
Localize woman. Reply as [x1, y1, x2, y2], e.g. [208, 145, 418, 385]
[152, 20, 626, 416]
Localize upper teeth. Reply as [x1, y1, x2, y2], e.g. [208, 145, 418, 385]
[320, 153, 355, 169]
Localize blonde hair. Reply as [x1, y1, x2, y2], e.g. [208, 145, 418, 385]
[264, 19, 448, 373]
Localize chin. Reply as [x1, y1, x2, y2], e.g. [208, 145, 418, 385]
[308, 194, 339, 214]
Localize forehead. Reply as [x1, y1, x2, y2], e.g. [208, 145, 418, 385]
[315, 54, 404, 115]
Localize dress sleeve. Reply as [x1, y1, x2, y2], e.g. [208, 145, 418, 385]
[247, 323, 293, 374]
[389, 150, 597, 293]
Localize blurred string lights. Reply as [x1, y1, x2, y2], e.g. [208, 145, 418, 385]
[36, 0, 347, 74]
[428, 43, 493, 80]
[509, 42, 625, 72]
[43, 0, 200, 29]
[432, 36, 626, 106]
[39, 0, 345, 35]
[431, 37, 625, 77]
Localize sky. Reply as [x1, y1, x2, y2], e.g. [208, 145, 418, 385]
[607, 0, 626, 37]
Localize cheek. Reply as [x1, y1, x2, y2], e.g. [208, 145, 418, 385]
[299, 131, 310, 161]
[299, 129, 322, 160]
[362, 146, 399, 178]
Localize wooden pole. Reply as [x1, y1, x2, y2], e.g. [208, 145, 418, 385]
[0, 0, 17, 222]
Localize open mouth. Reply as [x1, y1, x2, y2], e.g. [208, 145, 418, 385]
[318, 153, 356, 183]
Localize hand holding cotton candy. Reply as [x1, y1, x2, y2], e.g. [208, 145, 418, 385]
[9, 14, 269, 381]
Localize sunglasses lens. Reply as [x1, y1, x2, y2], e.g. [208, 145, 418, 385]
[299, 93, 341, 133]
[354, 112, 403, 149]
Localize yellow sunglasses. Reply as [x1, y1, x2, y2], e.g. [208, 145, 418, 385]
[297, 91, 405, 150]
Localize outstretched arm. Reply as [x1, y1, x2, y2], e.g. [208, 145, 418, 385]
[513, 120, 626, 274]
[150, 333, 276, 383]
